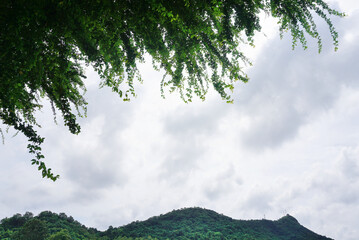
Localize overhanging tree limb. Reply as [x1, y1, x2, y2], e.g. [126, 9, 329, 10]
[0, 0, 344, 180]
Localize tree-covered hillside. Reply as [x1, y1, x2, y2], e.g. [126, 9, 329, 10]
[0, 211, 100, 240]
[0, 207, 333, 240]
[113, 207, 332, 240]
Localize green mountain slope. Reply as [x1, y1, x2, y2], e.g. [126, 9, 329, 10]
[0, 207, 333, 240]
[112, 207, 332, 240]
[0, 211, 100, 240]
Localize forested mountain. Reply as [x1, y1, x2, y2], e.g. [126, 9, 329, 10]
[0, 207, 333, 240]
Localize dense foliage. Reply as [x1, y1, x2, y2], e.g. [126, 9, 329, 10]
[0, 0, 344, 179]
[0, 207, 333, 240]
[0, 211, 98, 240]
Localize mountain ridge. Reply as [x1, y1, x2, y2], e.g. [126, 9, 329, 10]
[0, 207, 333, 240]
[113, 207, 332, 240]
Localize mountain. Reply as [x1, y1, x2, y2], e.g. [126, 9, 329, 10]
[0, 207, 333, 240]
[111, 207, 333, 240]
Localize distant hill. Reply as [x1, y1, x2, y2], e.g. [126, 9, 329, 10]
[0, 207, 333, 240]
[112, 207, 333, 240]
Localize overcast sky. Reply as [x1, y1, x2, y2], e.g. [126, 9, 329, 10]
[1, 1, 359, 240]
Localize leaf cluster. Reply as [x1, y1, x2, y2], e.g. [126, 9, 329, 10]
[0, 0, 343, 179]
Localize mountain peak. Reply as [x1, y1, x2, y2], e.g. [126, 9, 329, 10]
[278, 214, 300, 223]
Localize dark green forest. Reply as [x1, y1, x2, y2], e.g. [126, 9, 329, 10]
[0, 207, 333, 240]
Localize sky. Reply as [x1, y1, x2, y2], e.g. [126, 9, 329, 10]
[1, 1, 359, 239]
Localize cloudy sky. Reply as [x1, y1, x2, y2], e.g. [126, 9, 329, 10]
[1, 1, 359, 239]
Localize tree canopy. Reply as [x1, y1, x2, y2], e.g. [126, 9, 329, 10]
[0, 0, 344, 180]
